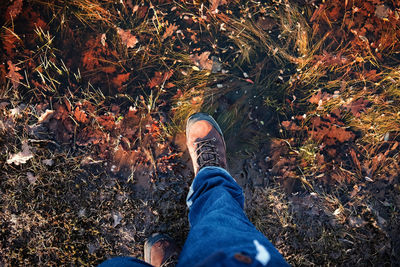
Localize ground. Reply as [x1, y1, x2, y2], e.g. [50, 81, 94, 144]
[0, 0, 399, 266]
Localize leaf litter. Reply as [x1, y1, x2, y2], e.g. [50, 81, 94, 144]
[0, 0, 399, 266]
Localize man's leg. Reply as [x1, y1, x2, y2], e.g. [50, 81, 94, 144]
[177, 166, 288, 267]
[180, 113, 289, 266]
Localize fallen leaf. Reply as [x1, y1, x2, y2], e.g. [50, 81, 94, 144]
[190, 52, 213, 71]
[5, 0, 23, 21]
[74, 107, 89, 124]
[2, 28, 20, 56]
[282, 120, 301, 131]
[343, 98, 370, 117]
[7, 141, 34, 165]
[148, 70, 173, 88]
[162, 23, 178, 41]
[117, 27, 138, 48]
[6, 61, 23, 90]
[97, 115, 116, 131]
[112, 73, 130, 89]
[350, 148, 361, 172]
[9, 105, 24, 118]
[309, 90, 332, 105]
[209, 0, 227, 13]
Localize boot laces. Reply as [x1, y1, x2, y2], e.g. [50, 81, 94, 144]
[194, 137, 219, 169]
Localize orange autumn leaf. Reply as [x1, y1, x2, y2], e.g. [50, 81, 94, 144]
[74, 107, 89, 124]
[209, 0, 227, 13]
[148, 70, 174, 88]
[6, 60, 23, 90]
[162, 23, 178, 41]
[112, 73, 130, 90]
[117, 27, 138, 48]
[5, 0, 23, 21]
[282, 120, 301, 131]
[2, 28, 20, 56]
[97, 115, 116, 131]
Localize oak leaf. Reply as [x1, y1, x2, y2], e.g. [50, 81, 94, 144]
[6, 61, 23, 90]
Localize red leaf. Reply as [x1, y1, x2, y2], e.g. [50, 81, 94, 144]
[148, 70, 174, 88]
[6, 61, 23, 90]
[2, 29, 20, 56]
[309, 90, 332, 106]
[112, 73, 130, 90]
[162, 23, 178, 41]
[5, 0, 23, 21]
[74, 107, 89, 124]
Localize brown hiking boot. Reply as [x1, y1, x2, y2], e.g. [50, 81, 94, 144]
[144, 233, 179, 267]
[186, 113, 227, 175]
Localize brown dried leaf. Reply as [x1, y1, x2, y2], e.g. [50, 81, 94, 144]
[2, 29, 20, 56]
[343, 98, 370, 117]
[190, 52, 213, 71]
[117, 27, 138, 48]
[6, 61, 23, 90]
[350, 148, 361, 172]
[162, 23, 178, 41]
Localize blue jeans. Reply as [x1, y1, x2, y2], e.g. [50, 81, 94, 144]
[99, 167, 289, 267]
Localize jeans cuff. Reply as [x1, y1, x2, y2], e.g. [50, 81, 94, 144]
[186, 166, 234, 209]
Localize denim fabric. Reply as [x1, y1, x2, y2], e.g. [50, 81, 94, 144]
[99, 167, 289, 267]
